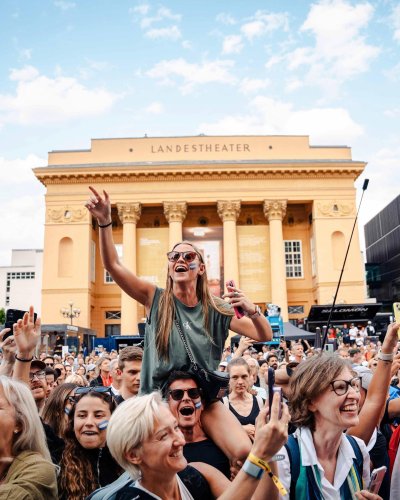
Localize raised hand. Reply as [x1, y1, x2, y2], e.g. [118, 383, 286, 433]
[223, 284, 257, 316]
[382, 322, 399, 354]
[85, 186, 112, 225]
[13, 306, 41, 357]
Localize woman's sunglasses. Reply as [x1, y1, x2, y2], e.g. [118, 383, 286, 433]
[167, 251, 198, 263]
[168, 388, 201, 401]
[73, 386, 112, 402]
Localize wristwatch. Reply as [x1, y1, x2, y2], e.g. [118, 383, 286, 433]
[377, 350, 394, 362]
[245, 305, 262, 319]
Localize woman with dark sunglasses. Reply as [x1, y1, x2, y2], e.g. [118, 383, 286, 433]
[58, 387, 122, 500]
[86, 187, 273, 463]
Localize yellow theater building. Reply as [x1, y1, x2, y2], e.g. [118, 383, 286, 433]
[34, 135, 367, 339]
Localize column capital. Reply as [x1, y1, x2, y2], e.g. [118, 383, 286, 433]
[217, 200, 241, 222]
[117, 203, 142, 224]
[263, 200, 287, 221]
[163, 201, 187, 223]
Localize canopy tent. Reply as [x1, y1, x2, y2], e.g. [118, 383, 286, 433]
[306, 303, 382, 331]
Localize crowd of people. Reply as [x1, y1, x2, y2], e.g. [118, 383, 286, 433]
[0, 186, 399, 499]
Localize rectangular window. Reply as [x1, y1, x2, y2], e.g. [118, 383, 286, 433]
[105, 311, 121, 320]
[288, 305, 305, 314]
[104, 244, 123, 283]
[105, 324, 121, 337]
[284, 240, 303, 278]
[90, 240, 96, 283]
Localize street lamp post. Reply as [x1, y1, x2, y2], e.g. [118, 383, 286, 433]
[60, 301, 80, 346]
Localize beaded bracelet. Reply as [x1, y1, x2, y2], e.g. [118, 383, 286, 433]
[15, 353, 34, 362]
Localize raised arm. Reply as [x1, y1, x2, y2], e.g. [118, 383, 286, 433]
[224, 283, 272, 342]
[347, 322, 399, 444]
[85, 186, 155, 309]
[0, 329, 16, 376]
[12, 307, 41, 384]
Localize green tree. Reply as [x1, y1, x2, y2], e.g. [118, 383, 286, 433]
[0, 307, 5, 326]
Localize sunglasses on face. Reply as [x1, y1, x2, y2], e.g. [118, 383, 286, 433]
[166, 251, 198, 263]
[330, 377, 361, 396]
[168, 388, 201, 401]
[45, 362, 54, 366]
[29, 370, 46, 380]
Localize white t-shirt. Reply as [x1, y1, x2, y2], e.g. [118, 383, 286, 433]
[277, 427, 370, 500]
[133, 476, 194, 500]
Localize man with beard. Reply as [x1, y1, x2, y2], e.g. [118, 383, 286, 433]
[165, 371, 231, 479]
[29, 359, 48, 415]
[266, 353, 279, 370]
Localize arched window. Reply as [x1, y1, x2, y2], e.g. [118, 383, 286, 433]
[58, 237, 73, 277]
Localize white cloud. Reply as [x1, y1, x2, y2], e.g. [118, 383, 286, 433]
[216, 12, 236, 25]
[198, 96, 363, 144]
[222, 35, 243, 54]
[392, 4, 400, 42]
[241, 10, 289, 41]
[182, 40, 192, 49]
[283, 0, 380, 94]
[384, 107, 400, 117]
[54, 1, 76, 11]
[0, 154, 46, 266]
[358, 146, 400, 228]
[130, 4, 150, 16]
[0, 66, 120, 126]
[239, 77, 270, 94]
[146, 58, 236, 94]
[384, 61, 400, 82]
[140, 6, 181, 29]
[145, 25, 181, 40]
[145, 101, 164, 114]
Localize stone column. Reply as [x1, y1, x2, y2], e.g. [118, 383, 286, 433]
[117, 203, 141, 335]
[217, 200, 241, 288]
[163, 201, 187, 249]
[263, 200, 288, 322]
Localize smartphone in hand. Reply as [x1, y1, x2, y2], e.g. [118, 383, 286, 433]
[226, 280, 245, 319]
[394, 303, 400, 324]
[3, 309, 37, 341]
[368, 466, 387, 493]
[267, 367, 283, 419]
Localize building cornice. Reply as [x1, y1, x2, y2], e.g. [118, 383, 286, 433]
[34, 160, 366, 186]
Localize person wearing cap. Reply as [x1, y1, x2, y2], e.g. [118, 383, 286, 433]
[86, 363, 97, 383]
[218, 361, 228, 372]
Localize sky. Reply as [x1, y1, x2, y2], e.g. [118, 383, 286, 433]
[0, 0, 399, 266]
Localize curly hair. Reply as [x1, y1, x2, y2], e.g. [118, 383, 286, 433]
[289, 353, 351, 431]
[156, 241, 234, 360]
[58, 392, 116, 500]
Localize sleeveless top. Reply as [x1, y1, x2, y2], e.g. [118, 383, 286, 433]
[140, 287, 232, 394]
[223, 394, 263, 425]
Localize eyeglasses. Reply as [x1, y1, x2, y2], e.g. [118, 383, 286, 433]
[166, 251, 198, 263]
[168, 388, 201, 401]
[330, 377, 361, 396]
[73, 386, 112, 402]
[29, 370, 46, 380]
[45, 362, 54, 367]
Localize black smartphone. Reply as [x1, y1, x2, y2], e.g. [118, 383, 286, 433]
[4, 309, 37, 339]
[267, 367, 275, 413]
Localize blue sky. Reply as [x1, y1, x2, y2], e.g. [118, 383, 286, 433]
[0, 0, 399, 265]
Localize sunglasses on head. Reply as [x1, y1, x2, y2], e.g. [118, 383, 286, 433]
[73, 386, 112, 402]
[167, 251, 198, 263]
[168, 388, 201, 401]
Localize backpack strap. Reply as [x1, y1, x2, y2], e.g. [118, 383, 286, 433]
[346, 434, 363, 483]
[285, 434, 300, 500]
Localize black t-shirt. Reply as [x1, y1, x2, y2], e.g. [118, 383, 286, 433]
[184, 439, 230, 479]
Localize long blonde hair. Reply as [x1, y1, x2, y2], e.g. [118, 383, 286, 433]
[156, 241, 233, 360]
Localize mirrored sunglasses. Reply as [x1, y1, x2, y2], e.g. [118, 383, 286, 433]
[73, 386, 112, 402]
[167, 251, 198, 263]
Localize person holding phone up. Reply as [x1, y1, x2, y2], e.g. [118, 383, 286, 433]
[85, 187, 273, 465]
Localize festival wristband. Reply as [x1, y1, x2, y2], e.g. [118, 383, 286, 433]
[242, 459, 264, 479]
[247, 453, 287, 495]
